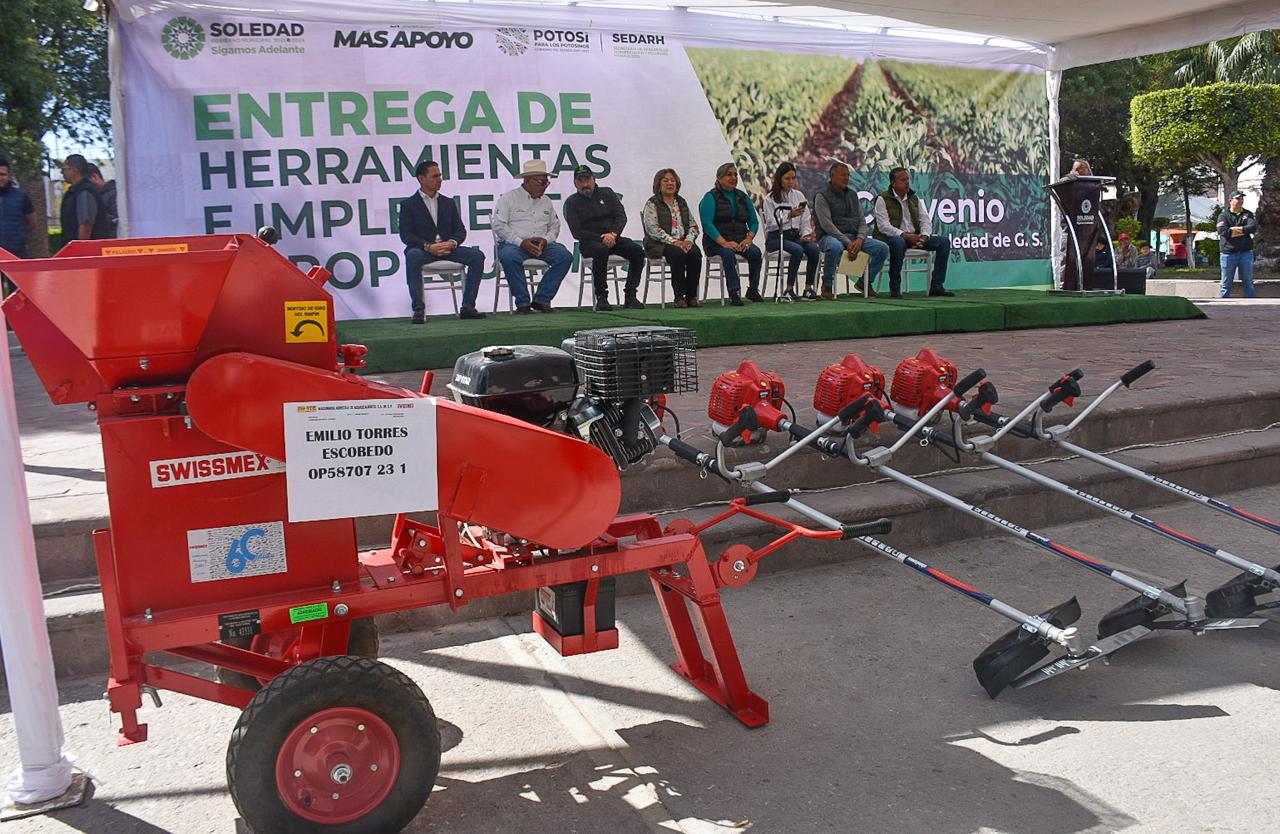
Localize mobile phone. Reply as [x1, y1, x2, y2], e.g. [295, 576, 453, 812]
[797, 201, 807, 209]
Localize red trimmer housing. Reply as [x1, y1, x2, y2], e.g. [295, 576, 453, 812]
[890, 348, 959, 416]
[813, 354, 886, 421]
[708, 360, 785, 444]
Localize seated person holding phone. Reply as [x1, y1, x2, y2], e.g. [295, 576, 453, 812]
[763, 162, 820, 302]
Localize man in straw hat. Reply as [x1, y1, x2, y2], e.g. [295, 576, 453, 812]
[492, 159, 572, 313]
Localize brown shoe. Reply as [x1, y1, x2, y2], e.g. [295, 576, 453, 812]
[531, 302, 555, 313]
[674, 298, 688, 308]
[820, 288, 835, 300]
[687, 298, 701, 308]
[514, 305, 533, 315]
[853, 280, 880, 298]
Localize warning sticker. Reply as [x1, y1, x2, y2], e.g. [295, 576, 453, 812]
[187, 521, 287, 583]
[101, 243, 190, 256]
[285, 301, 329, 344]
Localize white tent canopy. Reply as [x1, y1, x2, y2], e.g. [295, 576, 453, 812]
[111, 0, 1280, 69]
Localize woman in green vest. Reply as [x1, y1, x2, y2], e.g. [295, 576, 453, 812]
[642, 168, 703, 308]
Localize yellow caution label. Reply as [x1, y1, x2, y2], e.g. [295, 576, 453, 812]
[284, 300, 329, 344]
[101, 243, 190, 256]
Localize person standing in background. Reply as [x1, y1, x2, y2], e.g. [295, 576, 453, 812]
[1217, 189, 1258, 299]
[0, 159, 37, 259]
[58, 154, 108, 245]
[88, 164, 118, 238]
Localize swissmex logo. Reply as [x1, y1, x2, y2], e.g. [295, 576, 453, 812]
[162, 16, 205, 59]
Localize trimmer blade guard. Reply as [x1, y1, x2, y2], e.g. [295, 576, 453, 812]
[1206, 567, 1280, 618]
[1097, 581, 1186, 639]
[973, 597, 1081, 698]
[1010, 625, 1154, 692]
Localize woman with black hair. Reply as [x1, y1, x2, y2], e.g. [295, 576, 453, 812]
[698, 162, 763, 306]
[763, 162, 819, 302]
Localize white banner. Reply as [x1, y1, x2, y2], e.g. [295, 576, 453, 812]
[117, 9, 1051, 318]
[118, 14, 733, 319]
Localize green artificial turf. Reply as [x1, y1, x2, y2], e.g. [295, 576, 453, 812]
[337, 289, 1205, 373]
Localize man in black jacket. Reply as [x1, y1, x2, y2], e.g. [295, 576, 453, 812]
[1217, 190, 1258, 299]
[564, 165, 645, 310]
[399, 161, 487, 323]
[59, 154, 109, 246]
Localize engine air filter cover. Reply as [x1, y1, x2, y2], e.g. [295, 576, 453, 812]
[571, 326, 697, 400]
[448, 345, 579, 426]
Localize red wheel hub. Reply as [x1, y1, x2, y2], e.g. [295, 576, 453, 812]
[275, 707, 401, 824]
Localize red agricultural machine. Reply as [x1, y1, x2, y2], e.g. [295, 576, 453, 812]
[1, 233, 892, 832]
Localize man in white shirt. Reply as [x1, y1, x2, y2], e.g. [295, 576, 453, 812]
[872, 167, 953, 298]
[491, 159, 572, 313]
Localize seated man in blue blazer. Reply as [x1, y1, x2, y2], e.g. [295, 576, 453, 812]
[399, 160, 487, 323]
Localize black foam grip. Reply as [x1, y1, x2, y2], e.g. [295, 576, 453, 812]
[836, 394, 870, 423]
[1066, 368, 1084, 381]
[1121, 360, 1156, 387]
[745, 490, 793, 506]
[666, 437, 706, 466]
[788, 423, 812, 443]
[959, 381, 998, 419]
[842, 518, 893, 538]
[1040, 378, 1082, 413]
[847, 399, 887, 437]
[954, 368, 987, 397]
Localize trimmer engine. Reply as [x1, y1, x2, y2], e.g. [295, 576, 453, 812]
[451, 326, 697, 470]
[813, 355, 886, 421]
[708, 360, 786, 444]
[890, 348, 958, 417]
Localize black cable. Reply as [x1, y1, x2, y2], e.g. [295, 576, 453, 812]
[665, 405, 683, 438]
[782, 397, 797, 423]
[936, 413, 962, 464]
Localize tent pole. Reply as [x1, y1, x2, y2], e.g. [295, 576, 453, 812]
[1047, 69, 1063, 288]
[0, 308, 80, 816]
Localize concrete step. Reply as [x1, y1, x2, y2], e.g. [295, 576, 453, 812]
[1148, 277, 1280, 298]
[30, 385, 1280, 585]
[14, 424, 1280, 682]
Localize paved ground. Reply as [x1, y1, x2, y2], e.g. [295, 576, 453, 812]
[6, 298, 1280, 832]
[3, 479, 1279, 833]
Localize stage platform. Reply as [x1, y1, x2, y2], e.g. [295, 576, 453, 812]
[336, 288, 1205, 374]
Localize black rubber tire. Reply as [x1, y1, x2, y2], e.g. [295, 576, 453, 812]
[217, 617, 381, 692]
[226, 656, 440, 833]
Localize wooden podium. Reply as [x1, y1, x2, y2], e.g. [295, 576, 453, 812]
[1049, 174, 1123, 295]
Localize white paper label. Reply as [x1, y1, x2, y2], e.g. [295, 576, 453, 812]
[282, 398, 438, 522]
[150, 451, 284, 488]
[188, 521, 287, 583]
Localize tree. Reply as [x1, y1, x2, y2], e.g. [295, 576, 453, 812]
[0, 1, 109, 257]
[1173, 31, 1280, 262]
[1130, 83, 1280, 197]
[1058, 54, 1191, 237]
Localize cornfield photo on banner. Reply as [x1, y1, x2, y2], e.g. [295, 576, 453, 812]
[688, 49, 1049, 262]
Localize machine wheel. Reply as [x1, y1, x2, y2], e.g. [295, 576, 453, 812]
[217, 617, 381, 692]
[226, 655, 440, 834]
